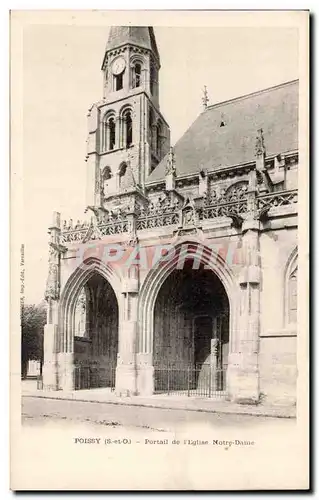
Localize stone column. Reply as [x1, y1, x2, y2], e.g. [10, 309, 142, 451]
[43, 212, 62, 391]
[227, 190, 261, 404]
[43, 309, 59, 390]
[151, 123, 157, 152]
[57, 352, 75, 392]
[210, 338, 219, 392]
[123, 52, 130, 91]
[165, 147, 176, 191]
[136, 352, 154, 397]
[115, 212, 139, 397]
[116, 116, 121, 150]
[115, 270, 138, 397]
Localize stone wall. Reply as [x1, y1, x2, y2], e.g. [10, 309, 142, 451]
[259, 336, 297, 404]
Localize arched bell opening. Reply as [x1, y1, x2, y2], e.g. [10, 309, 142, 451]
[153, 259, 229, 396]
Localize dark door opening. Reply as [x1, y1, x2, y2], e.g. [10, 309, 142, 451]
[153, 259, 229, 396]
[74, 273, 118, 390]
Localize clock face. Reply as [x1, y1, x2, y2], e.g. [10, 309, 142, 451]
[112, 57, 126, 76]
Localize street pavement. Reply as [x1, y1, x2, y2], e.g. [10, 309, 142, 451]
[18, 396, 303, 491]
[22, 396, 296, 432]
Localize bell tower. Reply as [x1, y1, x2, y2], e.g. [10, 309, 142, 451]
[86, 26, 170, 212]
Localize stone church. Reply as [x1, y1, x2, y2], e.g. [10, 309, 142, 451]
[43, 26, 298, 405]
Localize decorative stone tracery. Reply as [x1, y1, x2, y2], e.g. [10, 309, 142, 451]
[224, 181, 249, 202]
[58, 186, 298, 245]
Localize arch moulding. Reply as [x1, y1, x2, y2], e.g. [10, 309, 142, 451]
[284, 246, 298, 328]
[59, 257, 122, 354]
[137, 240, 239, 358]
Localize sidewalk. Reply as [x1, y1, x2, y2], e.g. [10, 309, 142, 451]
[22, 380, 296, 418]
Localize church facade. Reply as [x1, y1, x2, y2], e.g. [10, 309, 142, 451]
[43, 26, 298, 405]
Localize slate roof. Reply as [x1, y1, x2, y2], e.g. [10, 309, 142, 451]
[146, 79, 299, 184]
[103, 26, 160, 63]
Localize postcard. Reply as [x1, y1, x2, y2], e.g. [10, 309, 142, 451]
[10, 10, 309, 490]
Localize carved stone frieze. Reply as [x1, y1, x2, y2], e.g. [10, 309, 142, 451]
[45, 240, 65, 302]
[82, 221, 102, 243]
[172, 197, 203, 237]
[165, 147, 176, 176]
[49, 241, 67, 256]
[255, 128, 266, 157]
[45, 262, 60, 301]
[257, 190, 298, 210]
[58, 187, 298, 244]
[224, 181, 249, 202]
[124, 221, 138, 248]
[228, 213, 244, 229]
[108, 47, 127, 58]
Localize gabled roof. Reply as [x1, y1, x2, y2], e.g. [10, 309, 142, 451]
[146, 79, 299, 183]
[103, 26, 160, 64]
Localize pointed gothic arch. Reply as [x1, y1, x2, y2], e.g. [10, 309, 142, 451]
[138, 240, 238, 356]
[284, 247, 298, 327]
[59, 258, 122, 354]
[152, 260, 230, 393]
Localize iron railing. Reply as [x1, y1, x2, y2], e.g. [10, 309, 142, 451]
[74, 364, 116, 391]
[154, 364, 227, 398]
[38, 364, 226, 397]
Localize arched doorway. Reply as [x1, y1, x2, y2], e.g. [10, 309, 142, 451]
[153, 259, 229, 396]
[73, 272, 119, 390]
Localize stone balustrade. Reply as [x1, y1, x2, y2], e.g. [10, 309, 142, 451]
[59, 188, 298, 244]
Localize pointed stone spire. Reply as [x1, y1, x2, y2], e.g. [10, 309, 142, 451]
[198, 168, 208, 198]
[255, 128, 266, 157]
[102, 26, 160, 69]
[202, 85, 209, 110]
[165, 146, 176, 175]
[165, 147, 176, 191]
[255, 128, 268, 193]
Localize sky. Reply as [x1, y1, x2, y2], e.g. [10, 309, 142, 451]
[20, 18, 299, 304]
